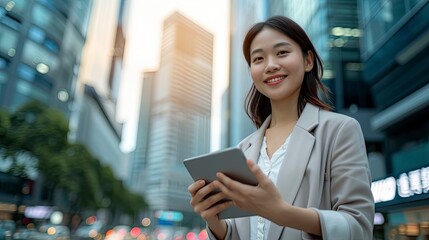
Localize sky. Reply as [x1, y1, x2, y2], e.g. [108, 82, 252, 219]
[116, 0, 230, 152]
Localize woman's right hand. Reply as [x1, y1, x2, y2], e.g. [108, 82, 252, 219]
[188, 179, 232, 239]
[188, 179, 233, 223]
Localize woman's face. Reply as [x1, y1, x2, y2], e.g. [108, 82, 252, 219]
[249, 27, 313, 103]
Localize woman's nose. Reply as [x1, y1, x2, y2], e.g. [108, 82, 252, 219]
[265, 58, 280, 73]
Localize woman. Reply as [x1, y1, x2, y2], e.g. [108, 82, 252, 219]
[188, 16, 374, 240]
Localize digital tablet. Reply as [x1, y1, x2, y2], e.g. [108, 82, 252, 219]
[183, 147, 258, 219]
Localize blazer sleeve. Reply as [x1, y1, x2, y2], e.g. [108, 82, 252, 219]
[316, 118, 375, 240]
[206, 219, 240, 240]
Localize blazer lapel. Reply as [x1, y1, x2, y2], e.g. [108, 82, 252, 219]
[268, 103, 319, 240]
[235, 104, 319, 240]
[235, 118, 270, 240]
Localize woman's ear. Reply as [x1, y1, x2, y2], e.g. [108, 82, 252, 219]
[305, 51, 314, 72]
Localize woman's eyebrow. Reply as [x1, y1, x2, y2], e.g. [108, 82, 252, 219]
[273, 41, 292, 48]
[250, 48, 263, 56]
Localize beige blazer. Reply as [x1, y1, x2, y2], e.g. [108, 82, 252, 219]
[209, 103, 374, 240]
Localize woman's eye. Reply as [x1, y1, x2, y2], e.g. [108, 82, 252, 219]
[278, 50, 288, 56]
[252, 57, 263, 63]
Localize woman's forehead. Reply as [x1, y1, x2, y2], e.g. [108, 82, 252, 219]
[250, 28, 297, 51]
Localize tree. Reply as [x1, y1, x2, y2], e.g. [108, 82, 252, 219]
[0, 101, 147, 223]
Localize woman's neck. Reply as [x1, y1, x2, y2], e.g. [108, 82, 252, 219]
[269, 101, 299, 129]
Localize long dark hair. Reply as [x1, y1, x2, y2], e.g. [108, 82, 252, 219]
[243, 16, 332, 128]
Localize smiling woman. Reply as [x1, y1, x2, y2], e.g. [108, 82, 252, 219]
[187, 16, 374, 240]
[248, 28, 313, 109]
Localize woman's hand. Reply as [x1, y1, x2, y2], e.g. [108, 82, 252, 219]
[188, 179, 233, 239]
[188, 179, 233, 221]
[214, 160, 286, 219]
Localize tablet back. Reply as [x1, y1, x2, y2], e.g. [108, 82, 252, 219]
[183, 147, 258, 219]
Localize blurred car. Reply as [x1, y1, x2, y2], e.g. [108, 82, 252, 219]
[73, 221, 104, 239]
[34, 223, 70, 240]
[12, 227, 39, 240]
[104, 225, 131, 240]
[126, 226, 151, 240]
[0, 220, 15, 240]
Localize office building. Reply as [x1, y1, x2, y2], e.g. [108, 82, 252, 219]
[127, 71, 154, 192]
[0, 0, 92, 115]
[0, 0, 92, 222]
[133, 12, 213, 226]
[360, 0, 429, 239]
[69, 0, 127, 179]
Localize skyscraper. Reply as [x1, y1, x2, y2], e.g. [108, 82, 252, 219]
[133, 11, 213, 223]
[0, 0, 93, 222]
[359, 1, 429, 238]
[69, 0, 127, 179]
[0, 0, 92, 115]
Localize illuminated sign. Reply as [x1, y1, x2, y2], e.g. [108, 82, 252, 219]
[155, 210, 183, 222]
[24, 206, 53, 219]
[371, 166, 429, 204]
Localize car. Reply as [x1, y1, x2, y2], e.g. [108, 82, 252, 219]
[73, 221, 104, 239]
[35, 223, 70, 240]
[0, 220, 15, 240]
[12, 227, 39, 240]
[104, 225, 131, 240]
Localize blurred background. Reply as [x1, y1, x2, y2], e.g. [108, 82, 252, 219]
[0, 0, 428, 239]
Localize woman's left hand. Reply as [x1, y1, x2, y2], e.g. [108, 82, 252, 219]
[213, 159, 287, 218]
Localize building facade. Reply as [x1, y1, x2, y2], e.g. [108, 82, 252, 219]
[132, 12, 213, 227]
[69, 0, 127, 180]
[0, 0, 92, 116]
[359, 0, 429, 239]
[0, 0, 92, 220]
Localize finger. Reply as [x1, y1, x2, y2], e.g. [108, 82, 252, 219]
[188, 180, 205, 197]
[216, 169, 257, 195]
[213, 178, 241, 201]
[246, 159, 266, 183]
[191, 181, 220, 205]
[200, 200, 234, 220]
[195, 191, 230, 214]
[215, 172, 242, 190]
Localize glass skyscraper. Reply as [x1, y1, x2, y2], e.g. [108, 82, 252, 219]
[360, 0, 429, 239]
[0, 0, 92, 116]
[132, 12, 214, 227]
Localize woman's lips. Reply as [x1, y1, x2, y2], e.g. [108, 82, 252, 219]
[265, 76, 286, 85]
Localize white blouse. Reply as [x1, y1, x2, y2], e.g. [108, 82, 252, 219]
[250, 134, 291, 240]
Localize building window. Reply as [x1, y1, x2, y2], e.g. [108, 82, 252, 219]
[0, 24, 19, 57]
[68, 0, 92, 36]
[361, 0, 425, 55]
[17, 63, 35, 80]
[31, 3, 65, 39]
[0, 0, 28, 18]
[21, 40, 58, 76]
[17, 64, 53, 91]
[28, 26, 60, 54]
[0, 70, 6, 99]
[0, 56, 9, 69]
[0, 11, 22, 30]
[36, 0, 68, 18]
[13, 80, 50, 108]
